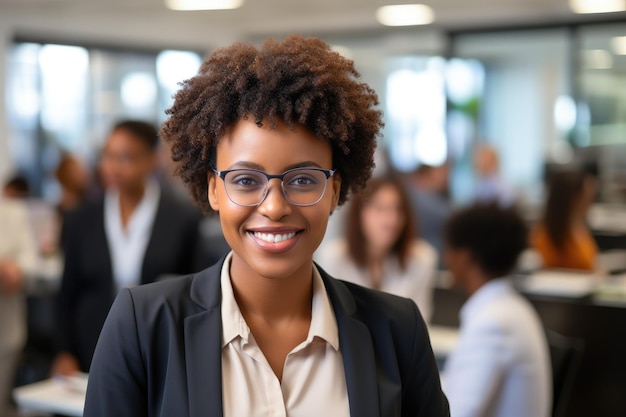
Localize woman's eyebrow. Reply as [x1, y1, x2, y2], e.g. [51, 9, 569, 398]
[227, 161, 265, 170]
[226, 161, 324, 171]
[285, 161, 323, 170]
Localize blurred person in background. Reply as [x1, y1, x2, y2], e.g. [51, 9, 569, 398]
[3, 174, 61, 281]
[0, 199, 38, 417]
[473, 143, 516, 207]
[55, 153, 90, 220]
[317, 176, 438, 322]
[2, 176, 30, 199]
[405, 163, 451, 262]
[531, 169, 598, 271]
[442, 203, 551, 417]
[51, 120, 205, 376]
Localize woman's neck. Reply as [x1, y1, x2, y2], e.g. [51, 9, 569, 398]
[366, 243, 389, 265]
[229, 255, 314, 323]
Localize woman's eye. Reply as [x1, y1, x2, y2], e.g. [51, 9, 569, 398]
[238, 177, 257, 186]
[230, 175, 262, 188]
[290, 175, 316, 186]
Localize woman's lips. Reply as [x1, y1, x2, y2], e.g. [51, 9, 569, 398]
[247, 229, 302, 252]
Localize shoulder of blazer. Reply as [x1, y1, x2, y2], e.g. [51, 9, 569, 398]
[317, 263, 430, 406]
[318, 266, 416, 337]
[127, 258, 224, 316]
[317, 262, 419, 322]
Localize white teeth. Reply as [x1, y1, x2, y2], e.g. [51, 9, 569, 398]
[253, 232, 296, 243]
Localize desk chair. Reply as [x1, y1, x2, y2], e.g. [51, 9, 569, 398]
[547, 330, 584, 417]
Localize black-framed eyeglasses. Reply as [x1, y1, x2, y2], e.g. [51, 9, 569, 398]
[212, 167, 336, 207]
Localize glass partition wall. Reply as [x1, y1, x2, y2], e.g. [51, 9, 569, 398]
[577, 24, 626, 204]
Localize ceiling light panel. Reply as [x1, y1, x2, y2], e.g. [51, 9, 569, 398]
[376, 4, 435, 27]
[569, 0, 626, 14]
[165, 0, 243, 11]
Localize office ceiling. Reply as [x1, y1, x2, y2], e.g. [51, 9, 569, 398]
[0, 0, 621, 40]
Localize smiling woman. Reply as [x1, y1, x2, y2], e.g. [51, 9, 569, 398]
[83, 34, 449, 417]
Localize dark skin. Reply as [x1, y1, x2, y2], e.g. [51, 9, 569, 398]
[208, 118, 341, 380]
[231, 262, 312, 380]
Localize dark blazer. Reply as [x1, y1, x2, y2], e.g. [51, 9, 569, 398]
[56, 192, 205, 371]
[84, 259, 450, 417]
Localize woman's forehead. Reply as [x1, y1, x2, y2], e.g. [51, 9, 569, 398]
[215, 118, 333, 171]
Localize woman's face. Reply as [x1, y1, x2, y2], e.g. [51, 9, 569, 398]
[99, 129, 155, 193]
[360, 185, 405, 254]
[208, 118, 341, 281]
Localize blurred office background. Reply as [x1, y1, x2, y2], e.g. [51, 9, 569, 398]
[2, 1, 626, 417]
[2, 0, 626, 208]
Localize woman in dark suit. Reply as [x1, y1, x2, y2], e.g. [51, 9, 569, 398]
[84, 35, 449, 417]
[52, 121, 204, 375]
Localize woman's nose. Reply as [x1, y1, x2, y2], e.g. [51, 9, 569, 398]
[256, 180, 292, 220]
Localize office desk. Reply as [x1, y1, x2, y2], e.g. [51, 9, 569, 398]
[432, 279, 626, 417]
[13, 375, 86, 417]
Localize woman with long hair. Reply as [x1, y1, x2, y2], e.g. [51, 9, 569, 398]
[317, 176, 437, 322]
[531, 169, 598, 271]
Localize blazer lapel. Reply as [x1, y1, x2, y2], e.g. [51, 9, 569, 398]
[183, 262, 224, 417]
[320, 267, 381, 417]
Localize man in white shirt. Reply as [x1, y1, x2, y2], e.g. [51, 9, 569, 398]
[442, 203, 551, 417]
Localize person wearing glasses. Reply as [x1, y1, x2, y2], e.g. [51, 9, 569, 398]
[84, 36, 449, 417]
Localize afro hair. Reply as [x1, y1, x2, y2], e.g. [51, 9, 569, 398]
[160, 35, 383, 213]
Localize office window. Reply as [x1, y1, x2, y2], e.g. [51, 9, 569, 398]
[386, 56, 448, 172]
[452, 29, 571, 205]
[578, 24, 626, 147]
[578, 24, 626, 203]
[6, 42, 202, 199]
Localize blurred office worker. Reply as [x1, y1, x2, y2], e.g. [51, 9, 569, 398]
[405, 163, 451, 262]
[531, 169, 598, 271]
[0, 199, 38, 417]
[442, 203, 551, 417]
[52, 120, 204, 375]
[317, 176, 438, 322]
[473, 143, 516, 207]
[55, 153, 90, 219]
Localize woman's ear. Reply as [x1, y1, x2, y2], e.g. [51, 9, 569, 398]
[208, 173, 219, 212]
